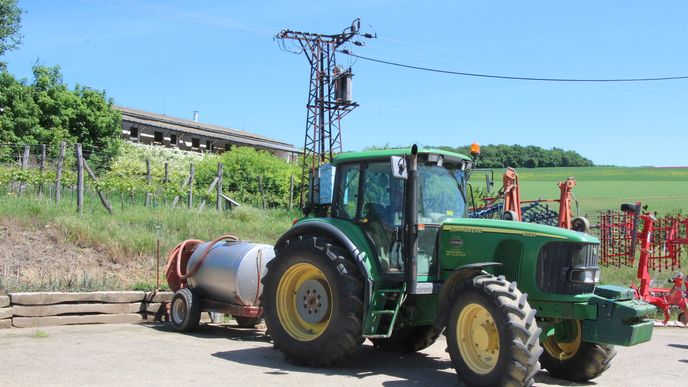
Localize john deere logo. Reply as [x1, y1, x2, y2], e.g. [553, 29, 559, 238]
[450, 238, 464, 248]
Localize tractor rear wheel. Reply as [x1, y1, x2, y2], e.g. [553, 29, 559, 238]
[370, 324, 439, 353]
[446, 274, 542, 387]
[261, 236, 364, 366]
[170, 288, 201, 332]
[540, 319, 616, 382]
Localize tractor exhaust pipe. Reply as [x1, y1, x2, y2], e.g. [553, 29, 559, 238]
[405, 144, 419, 294]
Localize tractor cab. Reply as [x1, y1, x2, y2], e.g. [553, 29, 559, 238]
[320, 146, 475, 286]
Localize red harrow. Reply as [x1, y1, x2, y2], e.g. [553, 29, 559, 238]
[600, 204, 688, 325]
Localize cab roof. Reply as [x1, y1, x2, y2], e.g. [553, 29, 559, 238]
[332, 147, 471, 166]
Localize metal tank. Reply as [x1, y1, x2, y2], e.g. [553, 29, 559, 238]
[185, 240, 275, 306]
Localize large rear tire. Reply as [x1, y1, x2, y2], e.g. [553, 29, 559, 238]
[170, 288, 201, 332]
[446, 274, 542, 387]
[261, 236, 365, 366]
[540, 319, 616, 382]
[370, 324, 439, 353]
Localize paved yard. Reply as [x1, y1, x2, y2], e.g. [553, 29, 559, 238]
[0, 323, 685, 386]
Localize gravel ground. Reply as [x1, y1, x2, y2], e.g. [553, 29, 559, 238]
[0, 323, 685, 386]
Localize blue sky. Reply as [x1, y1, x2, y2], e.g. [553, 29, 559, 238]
[5, 1, 687, 166]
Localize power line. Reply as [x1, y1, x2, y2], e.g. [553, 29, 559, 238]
[339, 51, 688, 82]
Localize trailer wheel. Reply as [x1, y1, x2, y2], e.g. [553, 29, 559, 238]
[370, 325, 439, 353]
[234, 316, 261, 328]
[540, 319, 616, 382]
[170, 288, 201, 332]
[261, 236, 364, 366]
[446, 274, 542, 387]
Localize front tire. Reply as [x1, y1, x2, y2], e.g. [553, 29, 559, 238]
[446, 275, 542, 387]
[540, 319, 616, 382]
[261, 236, 364, 366]
[170, 288, 201, 332]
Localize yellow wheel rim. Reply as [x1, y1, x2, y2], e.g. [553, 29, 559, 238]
[543, 320, 582, 360]
[276, 262, 332, 341]
[457, 303, 500, 374]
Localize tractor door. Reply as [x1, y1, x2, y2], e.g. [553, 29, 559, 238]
[332, 160, 406, 274]
[359, 161, 406, 273]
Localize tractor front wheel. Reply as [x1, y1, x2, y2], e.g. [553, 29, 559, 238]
[540, 319, 616, 382]
[261, 236, 364, 366]
[446, 275, 542, 387]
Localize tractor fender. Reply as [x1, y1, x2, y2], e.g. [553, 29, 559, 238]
[275, 221, 373, 309]
[434, 262, 502, 332]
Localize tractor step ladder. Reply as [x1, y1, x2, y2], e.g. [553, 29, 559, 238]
[362, 284, 406, 338]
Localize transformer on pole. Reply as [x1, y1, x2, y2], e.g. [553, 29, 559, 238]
[276, 18, 375, 208]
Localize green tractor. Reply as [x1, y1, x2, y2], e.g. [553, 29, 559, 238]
[261, 145, 654, 386]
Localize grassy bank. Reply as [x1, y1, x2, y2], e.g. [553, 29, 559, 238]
[0, 195, 297, 292]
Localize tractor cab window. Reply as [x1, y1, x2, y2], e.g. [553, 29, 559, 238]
[418, 163, 467, 224]
[333, 163, 360, 220]
[360, 162, 405, 273]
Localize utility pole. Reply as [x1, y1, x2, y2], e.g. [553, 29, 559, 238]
[276, 18, 375, 207]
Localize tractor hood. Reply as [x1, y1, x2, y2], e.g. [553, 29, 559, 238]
[440, 218, 599, 244]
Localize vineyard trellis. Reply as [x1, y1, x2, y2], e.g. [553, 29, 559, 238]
[0, 142, 297, 214]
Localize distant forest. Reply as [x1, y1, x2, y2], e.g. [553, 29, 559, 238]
[437, 144, 594, 168]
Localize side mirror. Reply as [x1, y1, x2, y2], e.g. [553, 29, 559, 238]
[391, 156, 408, 179]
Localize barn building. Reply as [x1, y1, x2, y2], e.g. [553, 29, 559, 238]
[116, 106, 298, 161]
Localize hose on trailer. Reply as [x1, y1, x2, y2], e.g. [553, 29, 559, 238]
[164, 234, 239, 291]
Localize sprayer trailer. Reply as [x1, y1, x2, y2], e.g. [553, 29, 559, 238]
[165, 235, 275, 330]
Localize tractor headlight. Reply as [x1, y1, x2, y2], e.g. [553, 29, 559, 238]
[569, 267, 600, 284]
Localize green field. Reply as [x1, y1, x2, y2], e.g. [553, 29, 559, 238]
[496, 166, 688, 216]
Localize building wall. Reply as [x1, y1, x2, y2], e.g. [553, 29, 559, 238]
[121, 120, 295, 161]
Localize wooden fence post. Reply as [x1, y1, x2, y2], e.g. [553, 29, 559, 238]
[187, 164, 195, 209]
[38, 144, 46, 197]
[171, 163, 194, 209]
[258, 176, 266, 210]
[18, 145, 30, 196]
[197, 177, 218, 212]
[76, 144, 84, 214]
[289, 174, 294, 211]
[55, 142, 65, 204]
[83, 158, 113, 214]
[216, 163, 223, 211]
[163, 162, 169, 207]
[144, 159, 152, 207]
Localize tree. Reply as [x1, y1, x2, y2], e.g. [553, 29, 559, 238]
[0, 0, 22, 58]
[0, 64, 122, 166]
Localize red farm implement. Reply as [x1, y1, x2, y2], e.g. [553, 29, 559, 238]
[471, 168, 589, 231]
[599, 204, 688, 325]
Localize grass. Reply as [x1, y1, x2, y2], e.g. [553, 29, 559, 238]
[0, 194, 296, 257]
[0, 193, 297, 292]
[32, 329, 49, 339]
[508, 166, 688, 215]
